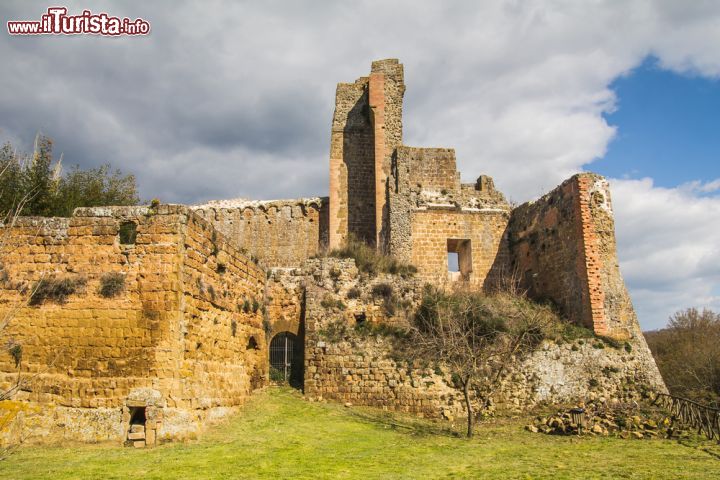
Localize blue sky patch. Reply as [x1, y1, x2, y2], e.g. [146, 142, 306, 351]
[596, 57, 720, 190]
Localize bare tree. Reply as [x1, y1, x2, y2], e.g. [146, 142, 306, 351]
[645, 308, 720, 407]
[409, 286, 558, 437]
[0, 151, 37, 459]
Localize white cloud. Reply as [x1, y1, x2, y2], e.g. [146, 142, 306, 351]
[1, 0, 719, 328]
[611, 178, 720, 329]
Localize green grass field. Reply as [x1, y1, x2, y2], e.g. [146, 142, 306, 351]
[1, 388, 719, 479]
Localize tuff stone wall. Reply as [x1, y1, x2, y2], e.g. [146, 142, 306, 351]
[386, 146, 511, 287]
[301, 259, 665, 419]
[329, 59, 405, 249]
[507, 173, 637, 339]
[370, 59, 405, 248]
[301, 258, 458, 417]
[329, 77, 376, 247]
[192, 198, 328, 268]
[265, 267, 305, 338]
[0, 205, 267, 445]
[409, 210, 510, 289]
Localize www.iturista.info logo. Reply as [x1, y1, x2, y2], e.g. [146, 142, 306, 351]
[7, 6, 150, 36]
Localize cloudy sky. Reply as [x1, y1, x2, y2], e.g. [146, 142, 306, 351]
[1, 0, 718, 329]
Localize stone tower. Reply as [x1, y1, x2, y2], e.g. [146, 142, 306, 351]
[328, 59, 405, 250]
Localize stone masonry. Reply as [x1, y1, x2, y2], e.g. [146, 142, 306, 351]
[0, 59, 666, 445]
[0, 205, 266, 445]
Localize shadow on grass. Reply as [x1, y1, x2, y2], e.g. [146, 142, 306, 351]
[344, 407, 464, 438]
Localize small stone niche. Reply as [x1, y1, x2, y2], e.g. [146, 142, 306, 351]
[123, 388, 164, 448]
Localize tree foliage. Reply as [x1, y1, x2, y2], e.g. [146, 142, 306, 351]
[0, 135, 139, 218]
[645, 308, 720, 407]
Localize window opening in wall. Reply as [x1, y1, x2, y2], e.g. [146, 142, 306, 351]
[119, 221, 138, 245]
[246, 336, 258, 350]
[447, 252, 459, 272]
[447, 239, 472, 281]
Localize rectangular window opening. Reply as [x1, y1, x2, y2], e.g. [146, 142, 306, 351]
[447, 239, 472, 281]
[447, 252, 459, 272]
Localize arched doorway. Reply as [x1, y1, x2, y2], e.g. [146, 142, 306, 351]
[269, 332, 302, 387]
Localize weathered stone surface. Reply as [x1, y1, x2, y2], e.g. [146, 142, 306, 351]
[0, 206, 267, 446]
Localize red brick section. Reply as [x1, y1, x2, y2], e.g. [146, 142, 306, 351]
[369, 72, 386, 248]
[576, 176, 609, 336]
[508, 174, 619, 337]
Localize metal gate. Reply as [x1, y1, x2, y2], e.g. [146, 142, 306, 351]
[269, 332, 296, 382]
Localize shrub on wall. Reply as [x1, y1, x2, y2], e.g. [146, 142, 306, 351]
[329, 235, 417, 277]
[98, 272, 126, 298]
[29, 276, 87, 305]
[320, 294, 346, 311]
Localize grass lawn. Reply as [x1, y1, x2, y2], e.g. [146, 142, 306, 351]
[1, 388, 719, 479]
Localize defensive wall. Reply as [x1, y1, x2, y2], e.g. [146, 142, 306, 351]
[0, 205, 267, 445]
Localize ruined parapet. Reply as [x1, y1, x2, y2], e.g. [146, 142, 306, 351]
[387, 146, 512, 288]
[192, 197, 328, 268]
[329, 59, 405, 249]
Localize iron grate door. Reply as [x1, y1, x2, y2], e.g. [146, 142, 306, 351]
[269, 332, 295, 382]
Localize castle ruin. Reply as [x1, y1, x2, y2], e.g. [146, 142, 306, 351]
[0, 60, 665, 447]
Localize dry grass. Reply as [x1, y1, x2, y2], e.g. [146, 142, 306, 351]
[327, 236, 417, 277]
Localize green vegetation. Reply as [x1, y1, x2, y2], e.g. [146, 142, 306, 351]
[320, 294, 346, 311]
[328, 235, 417, 277]
[0, 135, 139, 218]
[1, 388, 718, 479]
[645, 307, 720, 407]
[318, 318, 349, 342]
[98, 273, 126, 298]
[414, 285, 566, 344]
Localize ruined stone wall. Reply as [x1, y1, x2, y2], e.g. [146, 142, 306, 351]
[329, 59, 405, 250]
[0, 205, 268, 445]
[172, 212, 267, 411]
[396, 146, 461, 196]
[385, 146, 511, 287]
[409, 209, 510, 289]
[302, 258, 665, 420]
[369, 59, 404, 248]
[507, 173, 638, 339]
[265, 268, 305, 338]
[302, 258, 459, 417]
[329, 78, 376, 247]
[0, 207, 183, 409]
[192, 198, 328, 268]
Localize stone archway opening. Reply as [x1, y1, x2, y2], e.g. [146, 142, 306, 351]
[269, 331, 303, 388]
